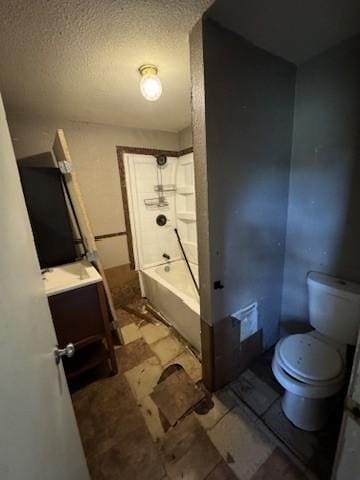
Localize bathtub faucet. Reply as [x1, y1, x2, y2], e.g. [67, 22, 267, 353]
[163, 253, 170, 261]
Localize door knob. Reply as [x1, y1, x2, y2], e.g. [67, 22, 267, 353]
[54, 343, 75, 365]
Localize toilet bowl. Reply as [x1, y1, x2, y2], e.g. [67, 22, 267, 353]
[272, 333, 345, 430]
[272, 272, 360, 431]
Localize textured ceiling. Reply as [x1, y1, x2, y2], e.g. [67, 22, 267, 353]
[209, 0, 360, 64]
[0, 0, 213, 132]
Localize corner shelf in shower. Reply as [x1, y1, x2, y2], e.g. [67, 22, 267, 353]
[182, 240, 197, 248]
[144, 197, 169, 208]
[154, 184, 176, 192]
[177, 212, 196, 222]
[176, 185, 194, 195]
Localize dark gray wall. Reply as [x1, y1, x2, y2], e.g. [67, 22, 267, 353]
[208, 0, 360, 65]
[282, 36, 360, 328]
[202, 19, 296, 348]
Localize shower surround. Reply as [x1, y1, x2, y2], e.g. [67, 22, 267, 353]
[120, 149, 200, 352]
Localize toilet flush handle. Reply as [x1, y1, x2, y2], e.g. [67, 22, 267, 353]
[54, 343, 75, 365]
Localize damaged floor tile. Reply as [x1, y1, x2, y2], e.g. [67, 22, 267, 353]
[196, 388, 238, 431]
[125, 356, 162, 402]
[116, 308, 142, 328]
[160, 414, 222, 480]
[121, 323, 142, 344]
[206, 460, 238, 480]
[230, 369, 279, 416]
[138, 395, 165, 443]
[167, 348, 202, 383]
[116, 338, 153, 373]
[151, 368, 205, 426]
[159, 414, 203, 463]
[208, 402, 275, 480]
[165, 431, 221, 480]
[251, 447, 305, 480]
[73, 372, 165, 480]
[150, 335, 185, 365]
[73, 317, 335, 480]
[140, 322, 170, 344]
[87, 427, 166, 480]
[262, 399, 318, 464]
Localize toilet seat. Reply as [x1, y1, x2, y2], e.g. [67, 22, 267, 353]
[272, 333, 346, 399]
[272, 356, 344, 399]
[277, 334, 343, 384]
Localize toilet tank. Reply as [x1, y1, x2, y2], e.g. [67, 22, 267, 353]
[307, 272, 360, 345]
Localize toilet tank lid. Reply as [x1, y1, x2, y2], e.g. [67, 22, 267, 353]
[307, 272, 360, 299]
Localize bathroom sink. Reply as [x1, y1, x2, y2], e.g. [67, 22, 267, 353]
[42, 259, 102, 297]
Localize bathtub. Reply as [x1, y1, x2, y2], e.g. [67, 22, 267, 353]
[140, 260, 201, 353]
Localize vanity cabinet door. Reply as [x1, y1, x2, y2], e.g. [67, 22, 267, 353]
[48, 283, 105, 347]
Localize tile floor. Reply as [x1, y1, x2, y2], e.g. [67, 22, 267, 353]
[229, 349, 342, 480]
[71, 305, 340, 480]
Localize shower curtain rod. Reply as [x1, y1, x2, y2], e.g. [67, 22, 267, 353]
[174, 228, 200, 295]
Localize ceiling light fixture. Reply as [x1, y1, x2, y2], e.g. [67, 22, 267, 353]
[138, 64, 162, 101]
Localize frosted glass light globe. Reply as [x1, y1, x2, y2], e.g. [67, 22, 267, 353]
[139, 65, 162, 101]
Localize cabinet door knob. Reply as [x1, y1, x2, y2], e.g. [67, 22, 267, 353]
[54, 343, 75, 365]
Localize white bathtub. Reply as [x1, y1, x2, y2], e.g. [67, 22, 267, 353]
[140, 260, 201, 353]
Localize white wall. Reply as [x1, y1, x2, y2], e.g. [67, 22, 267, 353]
[7, 113, 180, 269]
[179, 125, 193, 150]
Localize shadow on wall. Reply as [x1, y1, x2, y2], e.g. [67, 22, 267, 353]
[202, 19, 296, 349]
[218, 166, 291, 343]
[336, 141, 360, 279]
[17, 151, 56, 168]
[281, 34, 360, 333]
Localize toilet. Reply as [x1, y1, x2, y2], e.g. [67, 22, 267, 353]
[272, 271, 360, 431]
